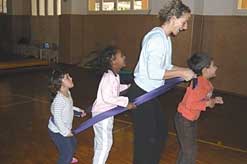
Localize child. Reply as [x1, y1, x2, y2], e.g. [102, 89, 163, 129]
[174, 53, 224, 164]
[48, 69, 86, 164]
[92, 46, 136, 164]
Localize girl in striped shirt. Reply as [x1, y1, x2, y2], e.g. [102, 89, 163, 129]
[48, 69, 86, 164]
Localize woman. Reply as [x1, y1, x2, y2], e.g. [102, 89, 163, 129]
[127, 0, 195, 163]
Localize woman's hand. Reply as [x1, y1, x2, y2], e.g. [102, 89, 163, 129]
[182, 68, 196, 81]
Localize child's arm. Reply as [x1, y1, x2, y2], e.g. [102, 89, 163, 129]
[185, 88, 209, 111]
[119, 84, 130, 92]
[187, 100, 207, 111]
[206, 96, 224, 108]
[101, 75, 129, 108]
[73, 107, 87, 118]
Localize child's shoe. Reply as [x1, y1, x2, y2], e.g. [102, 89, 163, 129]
[71, 157, 78, 163]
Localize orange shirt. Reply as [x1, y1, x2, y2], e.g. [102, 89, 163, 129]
[178, 76, 213, 121]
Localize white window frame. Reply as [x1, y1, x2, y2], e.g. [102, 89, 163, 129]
[31, 0, 61, 16]
[234, 0, 247, 15]
[87, 0, 151, 15]
[0, 0, 7, 14]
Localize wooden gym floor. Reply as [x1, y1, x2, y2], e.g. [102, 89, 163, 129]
[0, 65, 246, 164]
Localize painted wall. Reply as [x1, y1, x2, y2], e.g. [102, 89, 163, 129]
[186, 0, 204, 15]
[201, 16, 247, 95]
[7, 0, 30, 15]
[30, 16, 59, 44]
[202, 0, 235, 15]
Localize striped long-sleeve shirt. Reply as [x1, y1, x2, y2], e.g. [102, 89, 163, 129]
[48, 91, 82, 136]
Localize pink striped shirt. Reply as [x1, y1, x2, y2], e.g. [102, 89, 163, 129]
[92, 70, 129, 113]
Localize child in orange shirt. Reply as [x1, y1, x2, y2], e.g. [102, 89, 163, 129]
[174, 53, 224, 164]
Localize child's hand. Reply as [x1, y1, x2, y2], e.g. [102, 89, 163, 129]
[206, 99, 216, 108]
[215, 96, 224, 104]
[127, 103, 136, 110]
[66, 131, 74, 137]
[80, 110, 87, 118]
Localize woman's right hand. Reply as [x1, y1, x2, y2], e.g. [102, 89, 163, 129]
[182, 68, 195, 81]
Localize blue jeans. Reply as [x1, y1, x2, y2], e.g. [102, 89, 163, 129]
[48, 129, 77, 164]
[174, 112, 197, 164]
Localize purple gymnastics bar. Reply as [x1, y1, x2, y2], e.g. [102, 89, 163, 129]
[73, 77, 184, 134]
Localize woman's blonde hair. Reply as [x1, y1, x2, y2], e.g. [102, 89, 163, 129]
[158, 0, 191, 24]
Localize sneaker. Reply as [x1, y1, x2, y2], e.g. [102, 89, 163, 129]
[71, 157, 78, 163]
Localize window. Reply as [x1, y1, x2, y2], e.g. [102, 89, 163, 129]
[134, 0, 148, 10]
[31, 0, 37, 15]
[88, 0, 149, 12]
[39, 0, 45, 15]
[235, 0, 247, 15]
[238, 0, 247, 9]
[31, 0, 61, 16]
[103, 0, 115, 11]
[57, 0, 61, 15]
[117, 0, 131, 11]
[47, 0, 54, 15]
[0, 0, 7, 14]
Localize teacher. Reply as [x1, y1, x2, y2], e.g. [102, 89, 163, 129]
[128, 0, 195, 164]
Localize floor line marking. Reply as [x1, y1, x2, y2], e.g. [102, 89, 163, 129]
[168, 132, 247, 154]
[0, 100, 34, 108]
[115, 118, 132, 125]
[11, 94, 49, 104]
[113, 125, 132, 134]
[115, 119, 247, 154]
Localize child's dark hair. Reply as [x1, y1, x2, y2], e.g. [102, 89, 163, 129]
[187, 53, 212, 76]
[159, 0, 191, 24]
[48, 69, 66, 102]
[97, 45, 120, 73]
